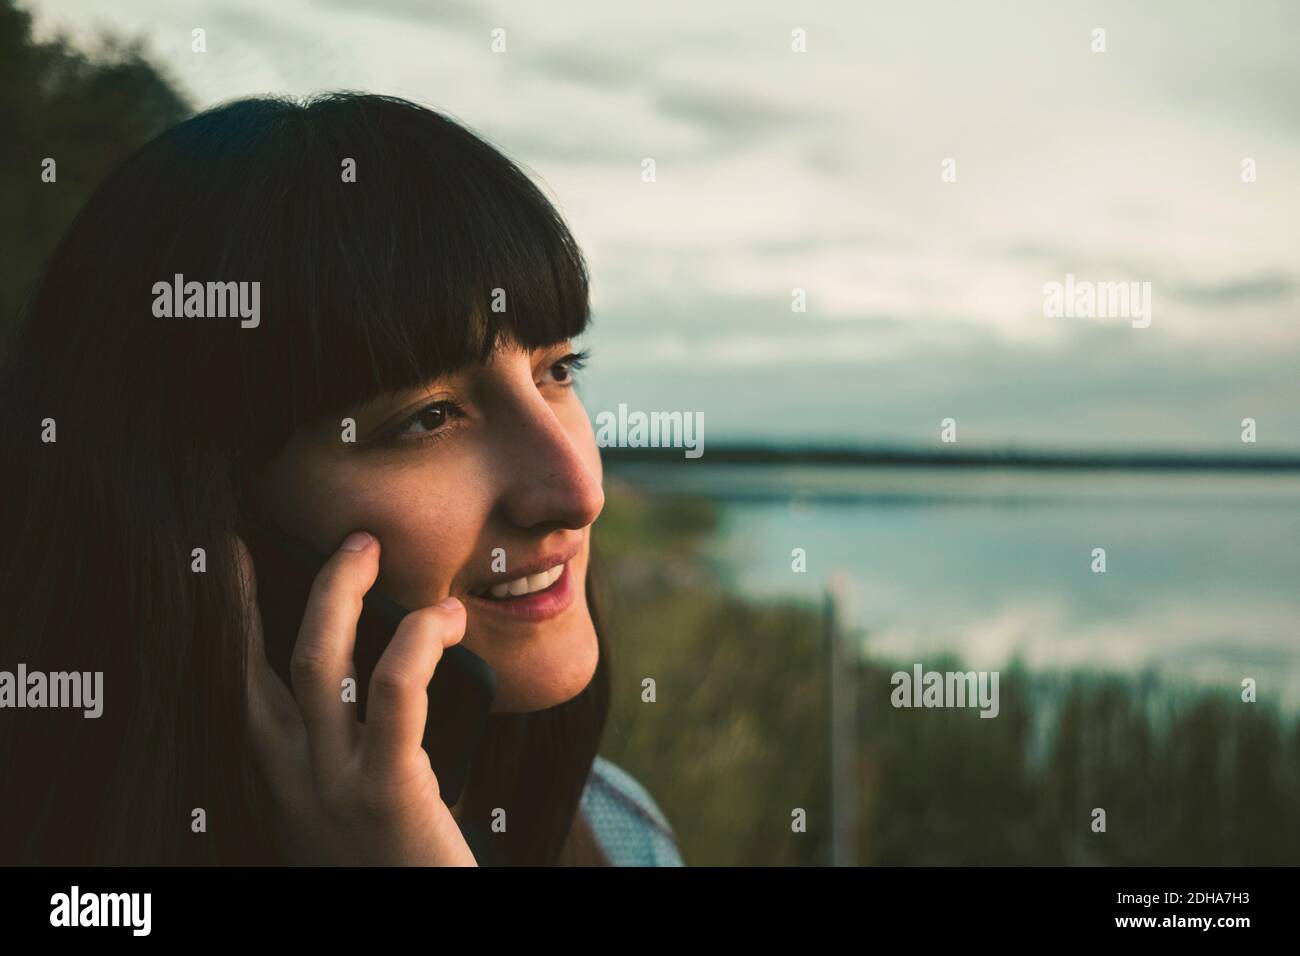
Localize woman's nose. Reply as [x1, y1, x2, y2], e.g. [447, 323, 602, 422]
[494, 393, 604, 532]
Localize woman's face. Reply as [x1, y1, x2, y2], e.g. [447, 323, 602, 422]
[257, 338, 605, 712]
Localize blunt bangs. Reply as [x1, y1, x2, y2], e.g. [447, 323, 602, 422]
[223, 92, 592, 454]
[19, 92, 590, 464]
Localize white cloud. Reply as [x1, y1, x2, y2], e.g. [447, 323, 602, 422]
[28, 0, 1300, 446]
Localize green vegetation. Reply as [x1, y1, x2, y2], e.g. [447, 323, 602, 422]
[595, 479, 1300, 865]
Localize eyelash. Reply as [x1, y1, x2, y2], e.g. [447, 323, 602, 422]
[384, 398, 465, 445]
[378, 350, 590, 447]
[546, 349, 589, 386]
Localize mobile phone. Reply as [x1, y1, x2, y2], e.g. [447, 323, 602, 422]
[241, 520, 497, 808]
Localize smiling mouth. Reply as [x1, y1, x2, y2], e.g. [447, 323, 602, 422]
[462, 560, 576, 623]
[468, 563, 565, 601]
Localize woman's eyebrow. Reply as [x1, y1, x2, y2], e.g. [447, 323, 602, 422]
[341, 343, 569, 431]
[348, 381, 450, 427]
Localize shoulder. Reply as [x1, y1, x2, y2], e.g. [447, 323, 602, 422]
[580, 755, 685, 866]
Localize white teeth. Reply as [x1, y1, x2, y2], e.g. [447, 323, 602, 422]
[479, 563, 564, 600]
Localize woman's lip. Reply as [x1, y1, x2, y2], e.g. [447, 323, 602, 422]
[461, 561, 575, 622]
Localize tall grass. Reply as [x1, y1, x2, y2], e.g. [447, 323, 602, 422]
[593, 479, 1300, 865]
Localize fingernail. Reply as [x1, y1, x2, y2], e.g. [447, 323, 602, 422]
[339, 531, 373, 552]
[436, 596, 462, 612]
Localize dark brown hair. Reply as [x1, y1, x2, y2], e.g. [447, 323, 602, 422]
[0, 92, 611, 865]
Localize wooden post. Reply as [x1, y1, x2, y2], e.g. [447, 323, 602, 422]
[825, 571, 858, 866]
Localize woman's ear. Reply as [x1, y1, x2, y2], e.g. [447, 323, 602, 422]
[229, 532, 300, 731]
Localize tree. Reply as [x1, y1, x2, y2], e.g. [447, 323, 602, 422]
[0, 0, 192, 347]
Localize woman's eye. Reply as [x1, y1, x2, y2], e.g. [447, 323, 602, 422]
[544, 350, 589, 386]
[394, 400, 456, 438]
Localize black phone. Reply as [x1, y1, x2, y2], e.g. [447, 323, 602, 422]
[241, 520, 496, 808]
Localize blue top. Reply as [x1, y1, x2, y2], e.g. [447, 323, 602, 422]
[580, 755, 685, 866]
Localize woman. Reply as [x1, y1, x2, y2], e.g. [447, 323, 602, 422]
[0, 92, 683, 866]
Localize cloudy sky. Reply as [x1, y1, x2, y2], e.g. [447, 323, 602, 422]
[30, 0, 1300, 449]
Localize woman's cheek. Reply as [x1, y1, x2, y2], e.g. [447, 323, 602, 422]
[353, 457, 497, 605]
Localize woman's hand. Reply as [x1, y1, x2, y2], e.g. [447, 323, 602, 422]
[236, 530, 477, 866]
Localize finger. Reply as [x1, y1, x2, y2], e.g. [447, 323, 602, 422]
[290, 530, 376, 781]
[360, 597, 466, 780]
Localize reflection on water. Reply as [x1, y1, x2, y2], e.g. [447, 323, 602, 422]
[609, 464, 1300, 707]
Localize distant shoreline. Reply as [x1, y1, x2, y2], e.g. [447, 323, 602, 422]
[601, 444, 1300, 471]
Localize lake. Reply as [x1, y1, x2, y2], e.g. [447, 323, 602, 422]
[606, 463, 1300, 708]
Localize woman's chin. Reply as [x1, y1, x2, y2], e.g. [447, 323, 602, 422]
[475, 620, 601, 713]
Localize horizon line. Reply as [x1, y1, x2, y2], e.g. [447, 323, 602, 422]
[601, 443, 1300, 471]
